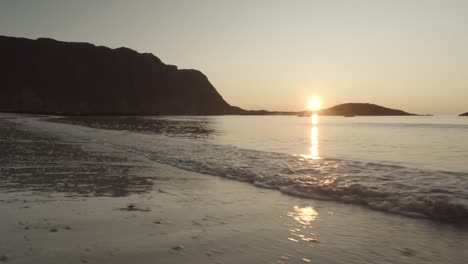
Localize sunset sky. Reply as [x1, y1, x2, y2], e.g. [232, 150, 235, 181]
[1, 0, 467, 114]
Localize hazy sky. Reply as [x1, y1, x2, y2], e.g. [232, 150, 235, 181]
[1, 0, 467, 114]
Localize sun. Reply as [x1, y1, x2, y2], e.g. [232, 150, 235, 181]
[308, 98, 321, 111]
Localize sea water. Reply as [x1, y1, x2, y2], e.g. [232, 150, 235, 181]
[41, 115, 468, 224]
[2, 114, 468, 264]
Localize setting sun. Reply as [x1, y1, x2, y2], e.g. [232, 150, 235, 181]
[1, 2, 467, 264]
[309, 98, 321, 111]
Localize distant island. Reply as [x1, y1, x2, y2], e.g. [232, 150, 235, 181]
[318, 103, 415, 116]
[460, 112, 468, 116]
[294, 103, 416, 117]
[0, 36, 417, 117]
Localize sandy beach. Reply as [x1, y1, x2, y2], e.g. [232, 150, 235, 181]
[2, 2, 468, 262]
[0, 115, 467, 264]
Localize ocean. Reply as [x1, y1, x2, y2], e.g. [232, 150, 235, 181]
[2, 114, 468, 263]
[43, 114, 468, 224]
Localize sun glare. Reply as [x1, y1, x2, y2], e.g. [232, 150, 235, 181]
[309, 98, 321, 111]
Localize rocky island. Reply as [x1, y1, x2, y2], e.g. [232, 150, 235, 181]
[318, 103, 415, 116]
[295, 103, 416, 116]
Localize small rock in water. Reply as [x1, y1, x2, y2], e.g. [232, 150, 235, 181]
[24, 226, 30, 230]
[64, 226, 71, 230]
[153, 221, 161, 224]
[49, 228, 58, 232]
[0, 254, 8, 262]
[171, 245, 184, 251]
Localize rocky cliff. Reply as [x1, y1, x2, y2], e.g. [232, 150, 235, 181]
[0, 36, 241, 115]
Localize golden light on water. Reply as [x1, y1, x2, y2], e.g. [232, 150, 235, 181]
[288, 206, 319, 226]
[310, 126, 319, 159]
[300, 113, 320, 160]
[311, 113, 318, 125]
[286, 205, 320, 247]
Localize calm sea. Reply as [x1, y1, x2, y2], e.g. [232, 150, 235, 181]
[198, 115, 468, 172]
[43, 115, 468, 223]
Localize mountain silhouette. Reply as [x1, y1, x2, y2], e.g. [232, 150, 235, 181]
[0, 36, 244, 115]
[318, 103, 415, 116]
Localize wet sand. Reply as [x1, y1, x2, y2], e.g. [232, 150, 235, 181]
[0, 115, 467, 264]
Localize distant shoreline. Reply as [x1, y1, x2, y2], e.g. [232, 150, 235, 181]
[0, 110, 427, 117]
[0, 103, 424, 117]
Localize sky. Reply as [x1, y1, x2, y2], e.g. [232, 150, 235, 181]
[1, 0, 467, 114]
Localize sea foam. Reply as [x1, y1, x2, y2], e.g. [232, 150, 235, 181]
[16, 117, 468, 224]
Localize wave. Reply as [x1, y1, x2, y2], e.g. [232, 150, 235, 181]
[18, 117, 468, 224]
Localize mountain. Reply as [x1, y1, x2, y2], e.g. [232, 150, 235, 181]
[460, 112, 468, 116]
[0, 36, 243, 115]
[318, 103, 415, 116]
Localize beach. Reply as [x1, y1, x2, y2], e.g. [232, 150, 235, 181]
[1, 114, 467, 264]
[2, 1, 468, 263]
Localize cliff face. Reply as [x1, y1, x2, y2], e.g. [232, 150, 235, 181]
[319, 103, 414, 116]
[0, 36, 239, 115]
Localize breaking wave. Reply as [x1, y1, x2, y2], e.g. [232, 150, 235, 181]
[18, 117, 468, 224]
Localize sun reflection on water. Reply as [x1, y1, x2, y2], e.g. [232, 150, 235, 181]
[286, 205, 320, 242]
[288, 205, 319, 226]
[279, 206, 320, 262]
[301, 114, 321, 160]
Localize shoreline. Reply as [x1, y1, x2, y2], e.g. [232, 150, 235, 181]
[1, 115, 467, 263]
[13, 114, 468, 224]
